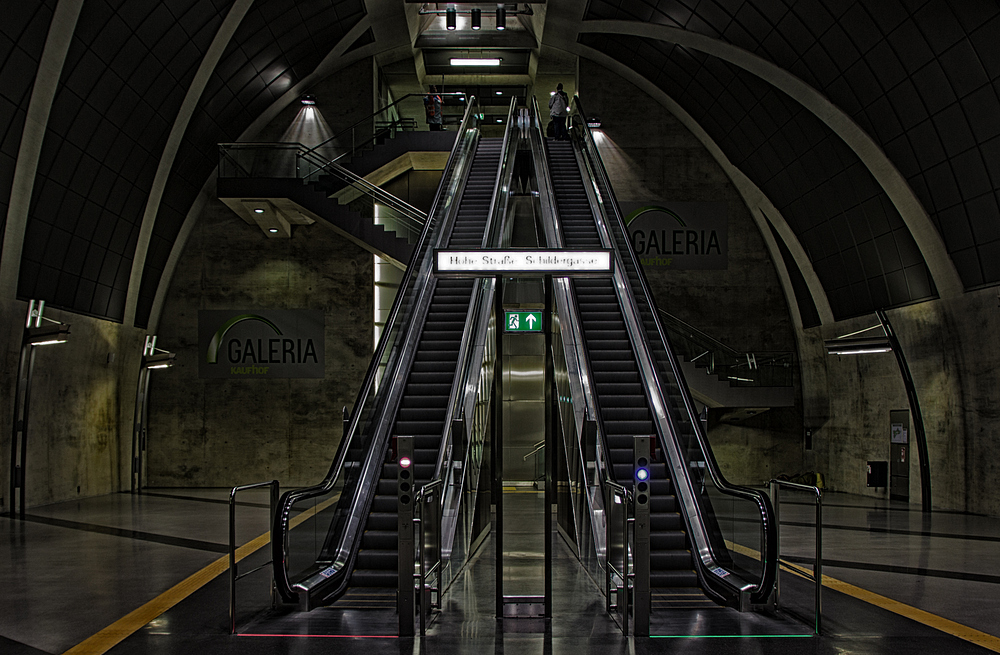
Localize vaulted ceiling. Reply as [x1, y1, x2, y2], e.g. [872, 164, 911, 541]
[1, 0, 998, 329]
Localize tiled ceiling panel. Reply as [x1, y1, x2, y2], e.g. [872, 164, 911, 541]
[584, 0, 1000, 293]
[0, 2, 56, 259]
[580, 31, 935, 320]
[17, 0, 232, 321]
[134, 0, 365, 328]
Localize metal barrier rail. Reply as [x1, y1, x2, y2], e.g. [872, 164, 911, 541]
[604, 480, 632, 634]
[229, 480, 279, 635]
[769, 479, 823, 634]
[415, 478, 443, 635]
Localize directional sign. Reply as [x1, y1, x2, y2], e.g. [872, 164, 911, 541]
[434, 249, 613, 276]
[505, 311, 543, 333]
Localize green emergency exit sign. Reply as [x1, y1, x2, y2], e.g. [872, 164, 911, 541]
[505, 311, 542, 332]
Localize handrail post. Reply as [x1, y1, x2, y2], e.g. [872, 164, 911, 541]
[269, 481, 279, 609]
[622, 490, 630, 636]
[815, 492, 823, 634]
[769, 479, 822, 635]
[229, 480, 278, 635]
[229, 489, 237, 635]
[418, 487, 427, 636]
[769, 480, 780, 610]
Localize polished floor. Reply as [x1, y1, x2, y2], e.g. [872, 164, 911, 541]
[1, 487, 999, 654]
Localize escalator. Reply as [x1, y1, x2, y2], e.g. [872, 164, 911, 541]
[272, 98, 513, 613]
[545, 140, 708, 608]
[345, 138, 502, 602]
[534, 96, 776, 619]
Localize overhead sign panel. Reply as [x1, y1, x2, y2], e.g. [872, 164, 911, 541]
[435, 249, 613, 276]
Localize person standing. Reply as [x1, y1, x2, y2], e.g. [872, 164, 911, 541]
[424, 85, 443, 131]
[549, 83, 570, 140]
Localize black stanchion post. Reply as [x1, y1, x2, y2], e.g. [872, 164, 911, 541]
[633, 436, 651, 637]
[397, 436, 415, 636]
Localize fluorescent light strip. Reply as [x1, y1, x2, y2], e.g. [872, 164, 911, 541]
[450, 58, 501, 66]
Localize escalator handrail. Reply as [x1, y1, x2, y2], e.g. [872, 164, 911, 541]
[271, 97, 482, 603]
[570, 95, 777, 604]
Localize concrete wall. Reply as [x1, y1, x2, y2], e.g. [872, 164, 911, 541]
[146, 197, 374, 488]
[144, 57, 379, 489]
[802, 288, 1000, 515]
[575, 60, 1000, 515]
[578, 59, 803, 485]
[0, 306, 145, 511]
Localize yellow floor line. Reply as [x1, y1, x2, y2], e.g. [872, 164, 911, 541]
[62, 496, 338, 655]
[781, 560, 1000, 653]
[726, 540, 1000, 652]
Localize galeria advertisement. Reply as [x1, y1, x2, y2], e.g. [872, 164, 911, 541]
[620, 201, 728, 270]
[198, 309, 325, 378]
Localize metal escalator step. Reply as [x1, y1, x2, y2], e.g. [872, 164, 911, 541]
[350, 569, 398, 587]
[601, 419, 656, 435]
[365, 513, 398, 531]
[650, 531, 688, 550]
[650, 513, 684, 531]
[399, 392, 449, 406]
[394, 420, 447, 435]
[651, 570, 699, 588]
[651, 550, 695, 570]
[355, 550, 400, 569]
[600, 408, 653, 422]
[652, 590, 719, 610]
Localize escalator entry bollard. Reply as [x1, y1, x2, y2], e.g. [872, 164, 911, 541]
[397, 436, 415, 636]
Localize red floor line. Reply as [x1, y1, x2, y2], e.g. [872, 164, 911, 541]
[237, 633, 398, 638]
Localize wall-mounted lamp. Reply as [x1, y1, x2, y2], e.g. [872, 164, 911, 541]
[132, 336, 175, 492]
[496, 4, 506, 30]
[9, 300, 71, 517]
[25, 322, 71, 346]
[471, 7, 481, 29]
[300, 94, 317, 105]
[446, 6, 457, 30]
[823, 335, 891, 355]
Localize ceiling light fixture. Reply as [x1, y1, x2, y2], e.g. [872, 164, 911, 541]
[254, 208, 265, 213]
[446, 6, 456, 30]
[451, 58, 501, 66]
[496, 4, 506, 30]
[471, 7, 481, 30]
[269, 228, 279, 233]
[300, 94, 316, 105]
